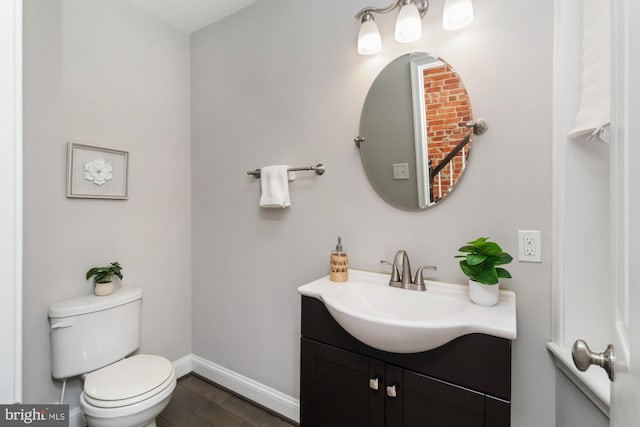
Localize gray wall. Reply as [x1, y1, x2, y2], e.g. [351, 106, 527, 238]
[556, 370, 608, 427]
[191, 0, 556, 426]
[23, 0, 191, 409]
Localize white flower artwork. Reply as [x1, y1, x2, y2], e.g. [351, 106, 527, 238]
[84, 158, 113, 186]
[67, 143, 128, 199]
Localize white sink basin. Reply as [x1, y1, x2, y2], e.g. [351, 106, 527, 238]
[298, 269, 517, 353]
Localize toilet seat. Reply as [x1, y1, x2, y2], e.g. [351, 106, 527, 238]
[80, 376, 175, 421]
[81, 354, 176, 414]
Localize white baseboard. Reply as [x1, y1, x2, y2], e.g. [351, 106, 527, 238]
[172, 354, 193, 378]
[68, 407, 84, 427]
[191, 354, 300, 423]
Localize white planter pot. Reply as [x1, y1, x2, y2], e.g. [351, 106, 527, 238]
[468, 279, 499, 306]
[94, 282, 114, 296]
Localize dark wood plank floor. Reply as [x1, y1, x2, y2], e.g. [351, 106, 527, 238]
[158, 374, 297, 427]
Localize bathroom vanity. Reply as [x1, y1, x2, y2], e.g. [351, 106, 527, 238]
[298, 271, 515, 427]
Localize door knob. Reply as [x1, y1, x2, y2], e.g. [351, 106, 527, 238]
[369, 377, 379, 391]
[572, 339, 615, 381]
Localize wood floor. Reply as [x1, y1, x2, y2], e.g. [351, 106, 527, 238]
[158, 374, 297, 427]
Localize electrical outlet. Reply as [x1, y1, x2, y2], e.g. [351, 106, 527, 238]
[392, 163, 410, 180]
[518, 230, 541, 262]
[524, 236, 535, 256]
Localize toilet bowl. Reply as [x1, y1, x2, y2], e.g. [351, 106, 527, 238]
[80, 354, 176, 427]
[48, 288, 177, 427]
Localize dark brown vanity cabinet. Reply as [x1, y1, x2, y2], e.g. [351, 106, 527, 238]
[300, 296, 511, 427]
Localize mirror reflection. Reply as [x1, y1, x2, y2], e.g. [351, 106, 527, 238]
[358, 52, 473, 210]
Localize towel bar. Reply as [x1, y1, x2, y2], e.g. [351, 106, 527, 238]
[247, 163, 325, 178]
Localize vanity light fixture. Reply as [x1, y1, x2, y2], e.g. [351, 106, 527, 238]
[357, 12, 383, 55]
[355, 0, 474, 55]
[394, 0, 423, 43]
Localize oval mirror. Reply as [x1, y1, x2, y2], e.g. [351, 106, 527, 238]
[358, 52, 475, 210]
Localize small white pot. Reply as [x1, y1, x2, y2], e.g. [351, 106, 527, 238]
[468, 279, 499, 306]
[94, 282, 114, 296]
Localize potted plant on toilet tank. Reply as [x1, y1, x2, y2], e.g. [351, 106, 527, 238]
[455, 237, 512, 306]
[86, 261, 123, 296]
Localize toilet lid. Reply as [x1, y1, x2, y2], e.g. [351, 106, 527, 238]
[84, 354, 173, 402]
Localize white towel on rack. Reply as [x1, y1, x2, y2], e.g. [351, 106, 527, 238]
[259, 165, 291, 208]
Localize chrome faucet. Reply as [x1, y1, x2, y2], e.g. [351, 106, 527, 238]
[381, 250, 436, 291]
[394, 250, 412, 288]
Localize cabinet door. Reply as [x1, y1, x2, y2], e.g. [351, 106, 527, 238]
[301, 338, 385, 427]
[485, 397, 510, 427]
[384, 364, 403, 427]
[402, 370, 485, 427]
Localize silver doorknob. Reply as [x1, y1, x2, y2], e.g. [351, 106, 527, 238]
[572, 339, 615, 381]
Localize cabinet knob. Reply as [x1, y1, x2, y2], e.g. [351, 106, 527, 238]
[386, 385, 397, 398]
[369, 377, 379, 390]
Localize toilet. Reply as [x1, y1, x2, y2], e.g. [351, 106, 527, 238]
[48, 287, 176, 427]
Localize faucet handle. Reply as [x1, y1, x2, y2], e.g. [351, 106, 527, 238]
[380, 260, 401, 283]
[411, 266, 437, 291]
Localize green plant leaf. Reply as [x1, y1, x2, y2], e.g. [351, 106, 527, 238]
[459, 260, 483, 279]
[478, 242, 502, 256]
[459, 263, 473, 279]
[86, 268, 98, 280]
[457, 245, 476, 253]
[496, 267, 512, 279]
[484, 255, 501, 264]
[493, 253, 513, 265]
[474, 267, 499, 285]
[466, 254, 488, 266]
[468, 237, 488, 247]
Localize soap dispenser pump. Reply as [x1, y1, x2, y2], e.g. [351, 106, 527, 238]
[330, 236, 349, 282]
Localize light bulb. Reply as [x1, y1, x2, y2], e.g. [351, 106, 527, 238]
[357, 13, 382, 55]
[443, 0, 474, 30]
[395, 2, 422, 43]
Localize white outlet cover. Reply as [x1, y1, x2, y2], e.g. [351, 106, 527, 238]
[392, 163, 410, 180]
[518, 230, 541, 262]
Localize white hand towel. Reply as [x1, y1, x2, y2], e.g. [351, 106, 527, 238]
[259, 165, 291, 208]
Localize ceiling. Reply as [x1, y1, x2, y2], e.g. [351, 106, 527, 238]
[126, 0, 259, 34]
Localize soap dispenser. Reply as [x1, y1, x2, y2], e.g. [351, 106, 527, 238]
[330, 236, 349, 282]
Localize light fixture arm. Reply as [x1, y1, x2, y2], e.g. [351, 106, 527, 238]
[355, 0, 428, 20]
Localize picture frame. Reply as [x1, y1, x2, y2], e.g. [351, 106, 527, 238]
[66, 142, 129, 199]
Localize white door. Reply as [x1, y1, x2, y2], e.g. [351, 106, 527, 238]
[573, 0, 640, 423]
[609, 0, 640, 424]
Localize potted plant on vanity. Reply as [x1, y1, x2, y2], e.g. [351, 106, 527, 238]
[455, 237, 512, 306]
[86, 261, 123, 296]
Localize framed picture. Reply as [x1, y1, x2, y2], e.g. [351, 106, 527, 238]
[66, 142, 129, 199]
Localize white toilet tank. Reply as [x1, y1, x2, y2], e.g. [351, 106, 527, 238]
[48, 287, 143, 379]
